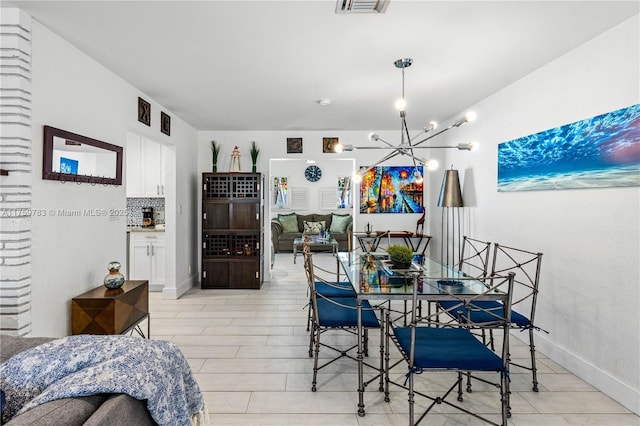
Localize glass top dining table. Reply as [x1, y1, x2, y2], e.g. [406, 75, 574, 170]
[338, 251, 504, 301]
[336, 251, 507, 416]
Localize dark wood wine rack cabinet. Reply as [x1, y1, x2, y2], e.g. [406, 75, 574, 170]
[201, 173, 264, 289]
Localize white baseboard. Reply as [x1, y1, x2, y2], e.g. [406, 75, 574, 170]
[149, 284, 164, 292]
[524, 331, 639, 415]
[162, 274, 196, 299]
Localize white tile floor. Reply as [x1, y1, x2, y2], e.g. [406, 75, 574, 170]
[149, 253, 639, 426]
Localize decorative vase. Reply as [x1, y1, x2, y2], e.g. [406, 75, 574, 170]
[103, 261, 125, 289]
[212, 164, 217, 173]
[252, 163, 257, 173]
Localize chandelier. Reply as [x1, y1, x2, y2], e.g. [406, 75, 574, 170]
[335, 58, 476, 183]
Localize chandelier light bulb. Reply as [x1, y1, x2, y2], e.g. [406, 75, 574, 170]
[395, 98, 407, 111]
[369, 133, 380, 142]
[352, 172, 363, 183]
[453, 111, 478, 127]
[465, 111, 477, 123]
[424, 121, 438, 132]
[334, 143, 344, 153]
[426, 159, 439, 171]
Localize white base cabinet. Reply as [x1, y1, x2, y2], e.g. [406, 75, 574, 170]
[129, 232, 166, 290]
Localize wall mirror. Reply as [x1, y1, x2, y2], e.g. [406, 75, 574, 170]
[43, 126, 123, 185]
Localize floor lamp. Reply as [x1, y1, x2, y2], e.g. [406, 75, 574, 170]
[438, 168, 464, 268]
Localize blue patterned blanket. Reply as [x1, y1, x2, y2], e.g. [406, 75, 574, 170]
[0, 335, 206, 426]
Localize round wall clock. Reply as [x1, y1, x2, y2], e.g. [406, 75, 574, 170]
[304, 165, 322, 182]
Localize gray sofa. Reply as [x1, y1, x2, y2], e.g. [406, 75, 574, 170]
[1, 335, 155, 426]
[271, 212, 352, 253]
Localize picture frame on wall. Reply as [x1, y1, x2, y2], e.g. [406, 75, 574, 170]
[359, 165, 424, 214]
[287, 137, 303, 154]
[322, 137, 339, 153]
[272, 176, 289, 209]
[497, 103, 640, 191]
[161, 111, 171, 136]
[138, 97, 150, 126]
[337, 176, 352, 209]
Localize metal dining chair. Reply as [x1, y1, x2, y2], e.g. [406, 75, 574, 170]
[386, 272, 516, 426]
[487, 243, 544, 391]
[442, 242, 544, 392]
[301, 243, 356, 332]
[438, 236, 492, 330]
[303, 251, 384, 392]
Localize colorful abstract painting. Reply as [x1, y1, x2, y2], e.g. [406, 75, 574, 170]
[337, 176, 351, 209]
[272, 177, 288, 208]
[498, 104, 640, 192]
[359, 166, 424, 214]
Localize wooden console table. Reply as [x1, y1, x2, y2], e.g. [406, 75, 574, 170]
[71, 280, 149, 338]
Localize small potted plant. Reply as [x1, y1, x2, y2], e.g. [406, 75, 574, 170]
[386, 244, 414, 269]
[250, 141, 259, 173]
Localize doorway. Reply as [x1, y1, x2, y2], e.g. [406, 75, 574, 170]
[125, 131, 176, 295]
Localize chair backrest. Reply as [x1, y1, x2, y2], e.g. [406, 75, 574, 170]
[302, 249, 320, 316]
[490, 243, 543, 323]
[457, 236, 492, 279]
[412, 272, 516, 363]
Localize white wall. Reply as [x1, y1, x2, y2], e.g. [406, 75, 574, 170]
[29, 8, 635, 410]
[197, 130, 438, 269]
[196, 16, 640, 414]
[30, 19, 198, 336]
[431, 16, 639, 414]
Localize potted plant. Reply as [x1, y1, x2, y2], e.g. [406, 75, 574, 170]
[210, 140, 220, 172]
[250, 141, 259, 173]
[386, 244, 414, 269]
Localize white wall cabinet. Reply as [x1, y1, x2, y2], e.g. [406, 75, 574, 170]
[126, 133, 166, 197]
[129, 232, 166, 290]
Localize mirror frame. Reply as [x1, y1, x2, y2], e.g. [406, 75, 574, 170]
[43, 125, 123, 185]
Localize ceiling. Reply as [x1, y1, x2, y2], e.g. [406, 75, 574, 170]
[6, 1, 639, 131]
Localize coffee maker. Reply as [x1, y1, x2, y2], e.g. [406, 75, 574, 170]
[142, 207, 154, 227]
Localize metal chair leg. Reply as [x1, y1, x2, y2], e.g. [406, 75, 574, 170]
[529, 327, 539, 391]
[311, 327, 320, 392]
[378, 309, 385, 392]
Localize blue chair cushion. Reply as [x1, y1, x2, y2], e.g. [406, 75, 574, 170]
[394, 326, 504, 371]
[439, 300, 530, 328]
[316, 297, 380, 328]
[315, 281, 356, 298]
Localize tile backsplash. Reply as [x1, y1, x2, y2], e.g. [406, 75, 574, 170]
[127, 197, 165, 227]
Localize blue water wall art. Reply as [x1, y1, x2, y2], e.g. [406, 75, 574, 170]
[60, 157, 79, 175]
[497, 103, 640, 192]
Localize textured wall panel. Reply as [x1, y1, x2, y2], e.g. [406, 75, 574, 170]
[0, 9, 32, 335]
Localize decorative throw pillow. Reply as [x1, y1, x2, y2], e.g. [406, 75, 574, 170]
[303, 220, 325, 234]
[296, 214, 314, 233]
[330, 213, 352, 233]
[278, 213, 299, 233]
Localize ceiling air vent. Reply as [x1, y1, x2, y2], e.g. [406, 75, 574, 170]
[335, 0, 390, 14]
